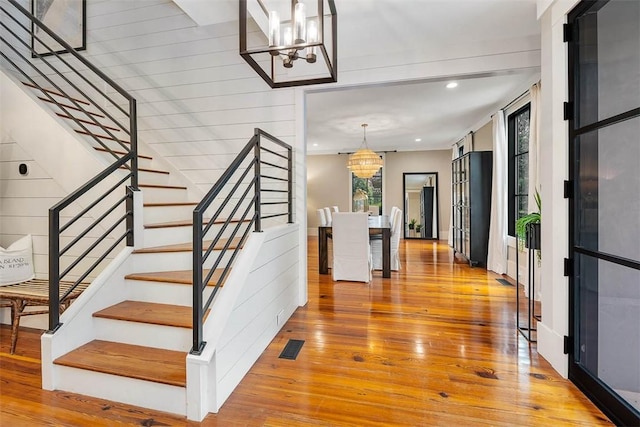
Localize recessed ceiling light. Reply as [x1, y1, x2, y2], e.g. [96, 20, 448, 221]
[312, 143, 318, 147]
[446, 82, 458, 89]
[415, 138, 422, 142]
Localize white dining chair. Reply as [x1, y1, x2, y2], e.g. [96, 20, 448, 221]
[331, 213, 372, 283]
[317, 208, 327, 227]
[389, 206, 399, 226]
[372, 209, 402, 271]
[332, 206, 339, 212]
[323, 207, 332, 226]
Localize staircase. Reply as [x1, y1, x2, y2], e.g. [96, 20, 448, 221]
[2, 0, 298, 420]
[12, 80, 228, 412]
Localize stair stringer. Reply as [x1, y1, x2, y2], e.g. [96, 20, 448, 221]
[41, 188, 144, 382]
[41, 246, 134, 389]
[186, 222, 300, 421]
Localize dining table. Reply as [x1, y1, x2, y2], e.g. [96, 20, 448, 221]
[318, 214, 392, 278]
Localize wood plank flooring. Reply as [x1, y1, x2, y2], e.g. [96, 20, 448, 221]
[0, 237, 613, 426]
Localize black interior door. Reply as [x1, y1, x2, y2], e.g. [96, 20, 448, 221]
[567, 1, 640, 426]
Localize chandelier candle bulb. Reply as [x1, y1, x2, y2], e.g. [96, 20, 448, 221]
[306, 19, 318, 62]
[294, 1, 306, 43]
[283, 26, 293, 47]
[268, 11, 280, 54]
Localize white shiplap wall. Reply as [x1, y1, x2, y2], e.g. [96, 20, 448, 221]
[81, 0, 295, 195]
[0, 141, 64, 278]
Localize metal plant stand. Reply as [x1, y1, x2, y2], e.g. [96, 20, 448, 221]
[516, 223, 541, 343]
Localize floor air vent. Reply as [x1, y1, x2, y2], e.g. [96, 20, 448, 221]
[279, 339, 304, 360]
[496, 278, 513, 286]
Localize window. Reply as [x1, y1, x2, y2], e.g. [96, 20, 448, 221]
[507, 104, 530, 237]
[351, 168, 382, 213]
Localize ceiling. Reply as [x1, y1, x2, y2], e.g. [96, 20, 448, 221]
[305, 70, 539, 155]
[303, 0, 541, 155]
[174, 0, 541, 154]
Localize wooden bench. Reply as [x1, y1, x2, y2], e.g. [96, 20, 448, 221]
[0, 279, 88, 354]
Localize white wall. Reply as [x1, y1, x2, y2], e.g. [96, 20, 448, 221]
[473, 121, 493, 152]
[76, 0, 296, 194]
[306, 154, 350, 233]
[536, 0, 581, 377]
[0, 138, 65, 278]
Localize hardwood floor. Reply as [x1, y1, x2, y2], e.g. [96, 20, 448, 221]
[0, 237, 612, 426]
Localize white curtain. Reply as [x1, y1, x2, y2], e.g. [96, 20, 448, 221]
[528, 82, 541, 213]
[486, 111, 507, 274]
[447, 144, 458, 246]
[462, 132, 473, 154]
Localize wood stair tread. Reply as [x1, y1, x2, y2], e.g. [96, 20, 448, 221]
[54, 340, 186, 387]
[94, 146, 153, 160]
[23, 81, 90, 105]
[125, 269, 226, 286]
[93, 300, 202, 328]
[144, 218, 249, 229]
[143, 201, 197, 207]
[74, 129, 129, 143]
[124, 166, 170, 175]
[139, 183, 188, 190]
[56, 113, 120, 131]
[39, 97, 105, 117]
[132, 237, 243, 254]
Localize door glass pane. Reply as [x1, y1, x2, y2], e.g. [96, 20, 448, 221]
[576, 253, 640, 412]
[576, 0, 640, 128]
[575, 117, 640, 260]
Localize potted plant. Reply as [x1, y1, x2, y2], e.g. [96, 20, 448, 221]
[515, 189, 541, 252]
[408, 218, 416, 230]
[415, 224, 422, 233]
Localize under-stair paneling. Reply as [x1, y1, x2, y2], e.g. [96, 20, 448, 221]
[209, 224, 300, 410]
[77, 0, 295, 196]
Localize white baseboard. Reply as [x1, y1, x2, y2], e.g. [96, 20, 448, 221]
[537, 321, 568, 378]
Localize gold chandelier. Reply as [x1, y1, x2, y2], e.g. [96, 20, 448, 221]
[347, 124, 383, 179]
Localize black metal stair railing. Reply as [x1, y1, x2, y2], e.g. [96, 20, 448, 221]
[192, 128, 293, 355]
[0, 0, 138, 331]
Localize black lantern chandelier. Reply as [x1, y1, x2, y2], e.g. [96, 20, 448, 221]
[240, 0, 337, 88]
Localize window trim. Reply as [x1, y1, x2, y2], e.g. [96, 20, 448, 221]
[507, 103, 531, 237]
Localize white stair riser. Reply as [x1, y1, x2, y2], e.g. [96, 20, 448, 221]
[143, 205, 195, 224]
[94, 318, 192, 352]
[130, 251, 231, 271]
[143, 226, 189, 247]
[54, 365, 186, 416]
[138, 170, 171, 186]
[127, 279, 216, 307]
[93, 150, 153, 169]
[130, 252, 192, 271]
[143, 224, 244, 247]
[139, 187, 190, 204]
[137, 157, 154, 170]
